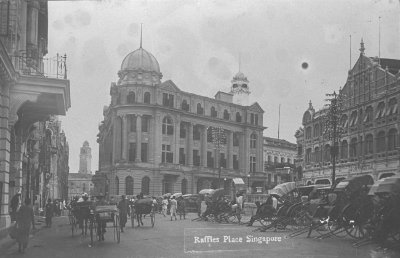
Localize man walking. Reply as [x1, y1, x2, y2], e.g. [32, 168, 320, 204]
[170, 196, 177, 221]
[45, 199, 54, 227]
[118, 195, 129, 232]
[16, 198, 35, 253]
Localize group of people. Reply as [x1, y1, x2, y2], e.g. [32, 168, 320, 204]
[161, 196, 186, 221]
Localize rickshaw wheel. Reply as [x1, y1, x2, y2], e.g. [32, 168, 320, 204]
[89, 218, 96, 246]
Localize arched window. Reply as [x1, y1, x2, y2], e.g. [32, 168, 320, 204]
[313, 124, 320, 137]
[306, 148, 312, 164]
[365, 134, 373, 154]
[197, 103, 203, 115]
[350, 138, 358, 157]
[376, 102, 385, 119]
[181, 179, 188, 195]
[211, 106, 217, 117]
[141, 176, 150, 195]
[364, 106, 373, 123]
[250, 134, 257, 148]
[127, 92, 135, 104]
[223, 109, 230, 120]
[376, 131, 386, 153]
[387, 98, 398, 116]
[236, 112, 242, 122]
[349, 111, 358, 127]
[115, 176, 119, 195]
[341, 114, 348, 128]
[125, 176, 134, 195]
[181, 100, 189, 111]
[341, 140, 348, 159]
[144, 92, 150, 104]
[314, 147, 320, 162]
[162, 117, 173, 135]
[388, 128, 397, 151]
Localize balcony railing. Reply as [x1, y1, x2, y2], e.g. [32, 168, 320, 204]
[11, 53, 67, 79]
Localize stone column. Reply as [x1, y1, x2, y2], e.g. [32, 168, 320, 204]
[148, 116, 155, 163]
[136, 115, 142, 162]
[122, 115, 127, 161]
[227, 130, 233, 169]
[174, 119, 181, 164]
[153, 114, 162, 164]
[201, 125, 207, 167]
[187, 123, 193, 166]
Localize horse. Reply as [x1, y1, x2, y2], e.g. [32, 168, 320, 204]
[73, 201, 92, 235]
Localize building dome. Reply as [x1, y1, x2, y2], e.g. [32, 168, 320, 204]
[121, 47, 160, 73]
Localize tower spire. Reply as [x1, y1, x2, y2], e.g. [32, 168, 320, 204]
[359, 38, 365, 55]
[239, 53, 241, 72]
[140, 23, 143, 48]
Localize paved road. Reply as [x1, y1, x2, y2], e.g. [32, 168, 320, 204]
[2, 213, 398, 258]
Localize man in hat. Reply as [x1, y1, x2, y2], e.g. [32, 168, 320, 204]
[118, 195, 129, 232]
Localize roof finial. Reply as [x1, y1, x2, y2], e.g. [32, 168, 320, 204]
[140, 23, 143, 48]
[309, 100, 313, 109]
[359, 37, 365, 55]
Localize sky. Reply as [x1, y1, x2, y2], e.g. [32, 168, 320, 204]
[47, 0, 400, 174]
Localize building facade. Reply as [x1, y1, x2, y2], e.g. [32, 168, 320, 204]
[296, 40, 400, 185]
[0, 0, 70, 236]
[263, 137, 297, 189]
[96, 43, 266, 199]
[68, 141, 93, 199]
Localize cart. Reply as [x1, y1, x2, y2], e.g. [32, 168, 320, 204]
[89, 205, 120, 246]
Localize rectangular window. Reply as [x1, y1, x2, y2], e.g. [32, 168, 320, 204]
[255, 114, 258, 125]
[129, 143, 136, 161]
[163, 93, 174, 108]
[141, 116, 148, 132]
[250, 156, 256, 172]
[250, 113, 254, 124]
[130, 115, 136, 132]
[233, 154, 239, 170]
[179, 148, 185, 165]
[193, 127, 200, 140]
[233, 133, 239, 146]
[141, 143, 148, 162]
[162, 93, 169, 106]
[180, 124, 186, 138]
[0, 1, 9, 36]
[207, 151, 214, 168]
[162, 144, 173, 163]
[193, 149, 200, 166]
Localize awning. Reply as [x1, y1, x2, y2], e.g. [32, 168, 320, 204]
[233, 178, 245, 185]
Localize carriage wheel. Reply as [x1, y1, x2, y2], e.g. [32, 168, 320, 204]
[342, 205, 368, 239]
[327, 219, 347, 238]
[151, 210, 155, 227]
[114, 214, 121, 243]
[70, 216, 75, 237]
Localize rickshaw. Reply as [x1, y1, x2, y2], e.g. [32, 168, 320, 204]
[88, 204, 121, 246]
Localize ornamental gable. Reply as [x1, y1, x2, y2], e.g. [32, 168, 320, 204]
[248, 102, 264, 113]
[159, 80, 181, 92]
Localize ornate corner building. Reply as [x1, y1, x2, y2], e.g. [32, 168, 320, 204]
[296, 40, 400, 185]
[0, 1, 70, 236]
[95, 43, 266, 198]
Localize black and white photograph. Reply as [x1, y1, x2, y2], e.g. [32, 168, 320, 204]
[0, 0, 399, 257]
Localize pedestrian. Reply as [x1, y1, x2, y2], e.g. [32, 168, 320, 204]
[177, 196, 186, 220]
[235, 193, 243, 223]
[170, 196, 177, 221]
[10, 193, 21, 222]
[152, 196, 158, 212]
[16, 198, 35, 253]
[118, 195, 129, 232]
[45, 199, 54, 227]
[161, 197, 168, 217]
[94, 195, 108, 241]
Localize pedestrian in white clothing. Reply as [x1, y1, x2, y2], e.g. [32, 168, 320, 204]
[162, 197, 168, 217]
[170, 196, 177, 221]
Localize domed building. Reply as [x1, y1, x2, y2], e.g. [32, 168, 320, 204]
[95, 39, 266, 198]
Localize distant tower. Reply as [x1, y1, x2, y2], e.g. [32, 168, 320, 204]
[230, 58, 250, 105]
[79, 141, 92, 174]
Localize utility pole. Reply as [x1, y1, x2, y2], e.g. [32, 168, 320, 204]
[324, 90, 345, 187]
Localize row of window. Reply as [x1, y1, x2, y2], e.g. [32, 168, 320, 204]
[161, 144, 258, 172]
[303, 128, 398, 163]
[266, 156, 293, 164]
[117, 91, 259, 125]
[304, 98, 398, 139]
[115, 176, 150, 196]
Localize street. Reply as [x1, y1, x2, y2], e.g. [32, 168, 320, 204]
[2, 213, 398, 258]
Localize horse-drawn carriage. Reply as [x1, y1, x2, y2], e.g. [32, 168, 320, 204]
[89, 205, 121, 246]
